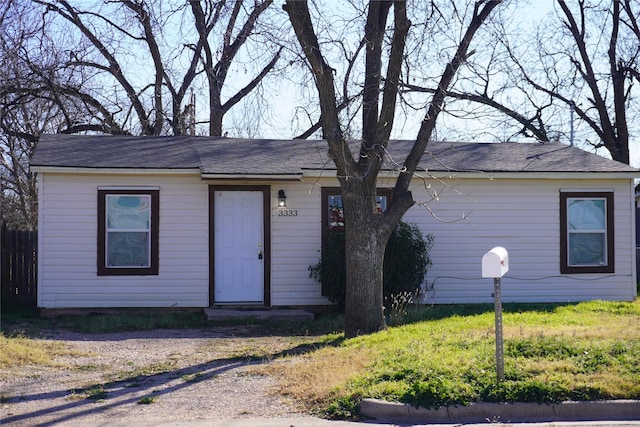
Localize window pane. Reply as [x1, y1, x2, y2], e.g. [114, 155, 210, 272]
[568, 233, 605, 266]
[328, 195, 344, 231]
[376, 195, 387, 213]
[107, 195, 150, 230]
[327, 194, 389, 231]
[107, 232, 150, 267]
[568, 199, 605, 230]
[560, 192, 613, 274]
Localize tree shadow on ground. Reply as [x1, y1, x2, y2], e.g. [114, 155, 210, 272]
[2, 337, 343, 425]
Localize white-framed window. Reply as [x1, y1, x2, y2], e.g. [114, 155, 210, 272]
[98, 189, 159, 276]
[560, 191, 614, 274]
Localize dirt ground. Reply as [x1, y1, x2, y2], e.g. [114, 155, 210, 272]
[1, 327, 313, 426]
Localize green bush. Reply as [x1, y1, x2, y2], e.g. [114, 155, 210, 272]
[309, 221, 433, 312]
[383, 222, 433, 298]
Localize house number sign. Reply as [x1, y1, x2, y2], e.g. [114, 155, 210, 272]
[278, 209, 298, 216]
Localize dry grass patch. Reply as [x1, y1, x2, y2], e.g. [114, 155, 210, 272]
[584, 372, 640, 398]
[505, 320, 640, 341]
[257, 345, 375, 410]
[0, 334, 81, 370]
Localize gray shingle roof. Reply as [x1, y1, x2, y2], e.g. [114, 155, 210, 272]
[30, 134, 639, 175]
[31, 135, 201, 169]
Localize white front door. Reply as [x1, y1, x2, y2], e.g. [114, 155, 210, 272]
[213, 190, 264, 303]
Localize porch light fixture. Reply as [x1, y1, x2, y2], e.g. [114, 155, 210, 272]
[278, 189, 287, 207]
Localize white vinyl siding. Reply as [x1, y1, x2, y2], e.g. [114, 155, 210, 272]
[402, 178, 635, 304]
[38, 173, 209, 308]
[270, 182, 330, 306]
[292, 176, 635, 306]
[37, 172, 636, 309]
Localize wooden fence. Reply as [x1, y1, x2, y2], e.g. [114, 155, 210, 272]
[1, 224, 37, 306]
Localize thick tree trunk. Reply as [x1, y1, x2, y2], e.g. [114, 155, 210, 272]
[343, 220, 387, 337]
[342, 180, 397, 337]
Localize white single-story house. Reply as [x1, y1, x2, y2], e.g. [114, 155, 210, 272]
[30, 134, 640, 310]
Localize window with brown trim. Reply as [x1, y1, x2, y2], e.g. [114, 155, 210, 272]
[560, 191, 614, 274]
[319, 187, 391, 295]
[98, 189, 159, 276]
[321, 187, 391, 235]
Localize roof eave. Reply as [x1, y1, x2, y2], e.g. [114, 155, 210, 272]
[31, 166, 640, 180]
[30, 166, 201, 175]
[301, 169, 640, 179]
[200, 173, 303, 180]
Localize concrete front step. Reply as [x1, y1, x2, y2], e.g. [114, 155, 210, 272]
[204, 307, 315, 321]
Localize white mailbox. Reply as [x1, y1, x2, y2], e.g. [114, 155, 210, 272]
[482, 246, 509, 278]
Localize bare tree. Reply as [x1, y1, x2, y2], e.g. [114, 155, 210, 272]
[0, 105, 41, 231]
[0, 0, 98, 229]
[543, 0, 637, 163]
[284, 0, 501, 336]
[29, 0, 283, 136]
[497, 0, 638, 163]
[1, 0, 287, 227]
[401, 1, 640, 164]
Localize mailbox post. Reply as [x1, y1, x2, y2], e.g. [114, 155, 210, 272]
[482, 246, 509, 383]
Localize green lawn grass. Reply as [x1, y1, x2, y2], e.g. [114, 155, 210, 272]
[270, 300, 640, 418]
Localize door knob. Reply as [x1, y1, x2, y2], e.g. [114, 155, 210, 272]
[258, 250, 263, 260]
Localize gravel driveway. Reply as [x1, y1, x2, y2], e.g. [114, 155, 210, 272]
[1, 327, 309, 426]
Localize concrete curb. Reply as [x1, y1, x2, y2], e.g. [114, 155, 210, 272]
[360, 398, 640, 423]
